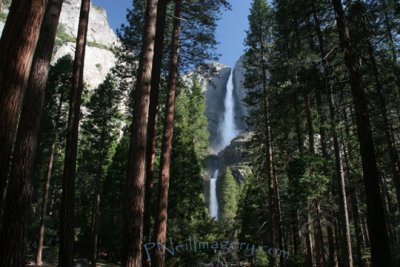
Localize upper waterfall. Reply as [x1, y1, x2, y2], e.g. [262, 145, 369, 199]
[215, 70, 240, 153]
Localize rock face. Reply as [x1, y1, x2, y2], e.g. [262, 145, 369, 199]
[197, 58, 249, 152]
[52, 44, 116, 90]
[199, 63, 232, 150]
[53, 0, 118, 89]
[59, 0, 118, 47]
[0, 0, 118, 90]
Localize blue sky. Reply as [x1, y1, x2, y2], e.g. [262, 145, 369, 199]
[92, 0, 251, 67]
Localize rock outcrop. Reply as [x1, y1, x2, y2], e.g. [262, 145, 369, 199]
[59, 0, 118, 47]
[200, 63, 232, 151]
[0, 0, 118, 90]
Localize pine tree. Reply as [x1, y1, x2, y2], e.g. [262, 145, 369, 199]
[243, 0, 281, 259]
[331, 0, 392, 265]
[122, 0, 158, 265]
[0, 0, 63, 265]
[0, 0, 49, 211]
[220, 168, 240, 221]
[59, 0, 91, 265]
[36, 55, 73, 266]
[78, 74, 122, 266]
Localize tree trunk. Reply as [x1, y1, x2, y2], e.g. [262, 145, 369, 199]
[91, 158, 104, 267]
[260, 31, 279, 264]
[312, 1, 354, 266]
[363, 19, 400, 214]
[0, 0, 48, 211]
[91, 114, 108, 266]
[122, 0, 158, 265]
[153, 1, 181, 266]
[314, 201, 326, 267]
[331, 0, 392, 265]
[314, 70, 339, 267]
[291, 210, 301, 256]
[327, 88, 353, 267]
[142, 0, 169, 257]
[303, 80, 326, 267]
[341, 120, 365, 266]
[36, 90, 65, 266]
[0, 0, 63, 265]
[59, 0, 90, 266]
[305, 212, 314, 267]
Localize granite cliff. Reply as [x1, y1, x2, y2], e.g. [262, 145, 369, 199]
[0, 0, 117, 89]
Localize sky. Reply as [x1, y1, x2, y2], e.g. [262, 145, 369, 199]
[92, 0, 251, 68]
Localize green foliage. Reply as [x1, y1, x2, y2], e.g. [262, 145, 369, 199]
[254, 249, 270, 267]
[220, 168, 240, 221]
[237, 175, 268, 247]
[165, 78, 211, 265]
[0, 11, 7, 20]
[75, 74, 123, 257]
[28, 55, 74, 259]
[286, 153, 330, 207]
[55, 24, 76, 46]
[99, 129, 130, 260]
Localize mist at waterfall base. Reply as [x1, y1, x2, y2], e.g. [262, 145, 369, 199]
[209, 70, 240, 219]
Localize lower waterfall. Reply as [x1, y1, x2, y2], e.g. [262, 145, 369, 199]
[209, 169, 219, 218]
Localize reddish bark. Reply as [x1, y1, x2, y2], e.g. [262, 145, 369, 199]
[122, 0, 159, 265]
[142, 0, 169, 255]
[153, 1, 181, 266]
[0, 0, 48, 210]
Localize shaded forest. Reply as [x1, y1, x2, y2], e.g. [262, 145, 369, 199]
[0, 0, 399, 266]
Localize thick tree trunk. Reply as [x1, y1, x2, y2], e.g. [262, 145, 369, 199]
[331, 0, 392, 265]
[153, 1, 181, 266]
[142, 0, 169, 257]
[59, 0, 90, 266]
[0, 0, 48, 211]
[0, 0, 63, 265]
[37, 91, 65, 266]
[122, 0, 158, 265]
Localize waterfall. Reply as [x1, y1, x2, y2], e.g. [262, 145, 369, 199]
[209, 70, 240, 219]
[216, 70, 239, 153]
[209, 169, 219, 218]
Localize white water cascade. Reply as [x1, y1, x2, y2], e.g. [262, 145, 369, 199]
[210, 169, 219, 218]
[209, 70, 240, 219]
[216, 70, 240, 153]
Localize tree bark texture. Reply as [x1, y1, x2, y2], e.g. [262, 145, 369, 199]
[0, 0, 48, 211]
[153, 1, 181, 266]
[122, 0, 158, 266]
[142, 0, 169, 258]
